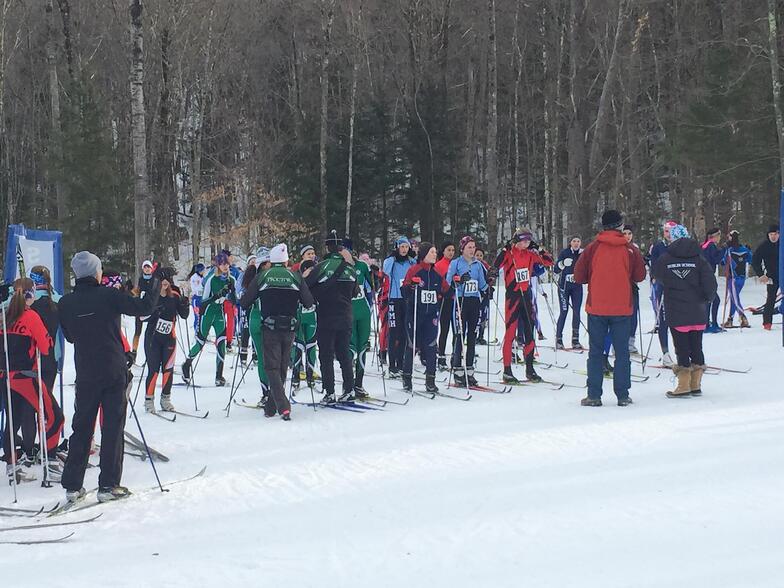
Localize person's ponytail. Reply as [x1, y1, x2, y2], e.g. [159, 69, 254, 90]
[5, 278, 34, 327]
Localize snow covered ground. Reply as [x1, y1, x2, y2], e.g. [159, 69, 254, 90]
[2, 279, 783, 587]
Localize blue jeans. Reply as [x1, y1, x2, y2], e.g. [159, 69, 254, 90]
[587, 314, 632, 400]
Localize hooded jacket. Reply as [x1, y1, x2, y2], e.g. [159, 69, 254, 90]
[652, 238, 717, 328]
[573, 230, 646, 316]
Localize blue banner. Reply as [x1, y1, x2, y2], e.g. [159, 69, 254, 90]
[4, 224, 65, 293]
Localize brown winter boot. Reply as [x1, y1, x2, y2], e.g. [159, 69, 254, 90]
[739, 314, 750, 328]
[689, 364, 705, 397]
[666, 365, 693, 398]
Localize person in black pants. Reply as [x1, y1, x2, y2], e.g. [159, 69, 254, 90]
[59, 251, 160, 503]
[752, 224, 780, 330]
[131, 259, 156, 360]
[142, 268, 189, 413]
[305, 231, 358, 403]
[652, 226, 717, 399]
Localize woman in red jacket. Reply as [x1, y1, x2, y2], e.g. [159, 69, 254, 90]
[2, 278, 63, 484]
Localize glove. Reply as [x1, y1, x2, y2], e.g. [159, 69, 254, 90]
[452, 274, 462, 283]
[411, 276, 423, 285]
[460, 272, 471, 283]
[488, 267, 499, 279]
[528, 241, 540, 251]
[564, 258, 573, 267]
[504, 239, 513, 251]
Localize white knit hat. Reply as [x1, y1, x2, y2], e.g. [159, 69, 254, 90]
[270, 244, 289, 264]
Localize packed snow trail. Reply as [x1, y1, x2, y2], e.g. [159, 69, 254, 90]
[1, 280, 782, 587]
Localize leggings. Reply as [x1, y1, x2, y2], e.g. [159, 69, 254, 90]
[1, 372, 63, 459]
[438, 295, 454, 359]
[670, 328, 705, 367]
[556, 284, 583, 341]
[145, 335, 177, 399]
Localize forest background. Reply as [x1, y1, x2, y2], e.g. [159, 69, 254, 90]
[1, 0, 782, 275]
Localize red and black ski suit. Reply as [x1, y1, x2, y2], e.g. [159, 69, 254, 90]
[494, 246, 553, 368]
[1, 308, 62, 461]
[144, 288, 190, 401]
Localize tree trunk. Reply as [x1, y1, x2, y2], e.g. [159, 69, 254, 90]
[45, 0, 66, 223]
[345, 58, 357, 237]
[129, 0, 150, 275]
[485, 0, 499, 252]
[767, 0, 784, 185]
[55, 0, 77, 81]
[319, 0, 335, 244]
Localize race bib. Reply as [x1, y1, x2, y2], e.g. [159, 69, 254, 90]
[421, 290, 437, 305]
[155, 318, 173, 335]
[565, 274, 575, 283]
[463, 280, 479, 294]
[515, 268, 530, 284]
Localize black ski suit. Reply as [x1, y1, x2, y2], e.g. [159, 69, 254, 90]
[144, 287, 189, 401]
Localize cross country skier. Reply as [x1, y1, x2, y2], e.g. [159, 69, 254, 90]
[345, 238, 373, 398]
[475, 247, 493, 345]
[402, 243, 449, 393]
[305, 230, 357, 403]
[374, 264, 390, 367]
[291, 259, 318, 390]
[652, 225, 717, 398]
[553, 236, 584, 350]
[182, 252, 236, 387]
[448, 235, 490, 387]
[240, 244, 314, 419]
[434, 242, 456, 370]
[382, 237, 416, 377]
[29, 266, 64, 408]
[701, 228, 725, 333]
[240, 248, 273, 407]
[292, 245, 316, 272]
[2, 278, 63, 484]
[142, 267, 189, 413]
[238, 262, 258, 367]
[187, 263, 206, 335]
[649, 221, 676, 366]
[721, 230, 753, 328]
[59, 251, 160, 503]
[752, 224, 780, 330]
[131, 259, 156, 362]
[493, 230, 554, 384]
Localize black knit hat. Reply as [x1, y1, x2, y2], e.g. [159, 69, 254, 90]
[325, 229, 342, 247]
[706, 227, 720, 238]
[417, 242, 435, 263]
[768, 224, 780, 234]
[601, 210, 624, 230]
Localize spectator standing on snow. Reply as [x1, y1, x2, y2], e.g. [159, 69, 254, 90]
[573, 210, 646, 407]
[752, 224, 780, 330]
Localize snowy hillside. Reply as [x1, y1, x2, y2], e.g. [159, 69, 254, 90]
[2, 279, 783, 588]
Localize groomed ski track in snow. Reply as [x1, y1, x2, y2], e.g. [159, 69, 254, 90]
[2, 280, 782, 587]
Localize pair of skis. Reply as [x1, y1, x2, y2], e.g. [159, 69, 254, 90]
[0, 513, 103, 545]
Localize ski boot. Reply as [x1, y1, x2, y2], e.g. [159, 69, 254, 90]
[425, 374, 439, 394]
[525, 353, 542, 383]
[555, 339, 565, 350]
[387, 368, 401, 380]
[6, 462, 36, 485]
[181, 358, 193, 383]
[97, 486, 132, 503]
[160, 394, 175, 412]
[628, 336, 638, 354]
[338, 389, 356, 403]
[722, 317, 734, 329]
[215, 364, 226, 387]
[44, 459, 63, 483]
[661, 352, 674, 368]
[467, 371, 479, 387]
[255, 394, 269, 410]
[537, 330, 546, 341]
[281, 410, 291, 421]
[65, 487, 86, 503]
[452, 369, 468, 388]
[402, 374, 413, 393]
[354, 386, 370, 400]
[502, 367, 521, 385]
[322, 391, 337, 404]
[477, 337, 488, 346]
[572, 341, 584, 351]
[437, 356, 448, 372]
[144, 396, 155, 413]
[740, 314, 750, 328]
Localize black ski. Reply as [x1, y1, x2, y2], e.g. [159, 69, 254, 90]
[0, 513, 102, 533]
[162, 409, 209, 419]
[123, 432, 170, 462]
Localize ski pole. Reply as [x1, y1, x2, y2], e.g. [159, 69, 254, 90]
[35, 350, 51, 488]
[125, 377, 168, 493]
[642, 294, 664, 372]
[453, 293, 471, 393]
[226, 313, 245, 410]
[2, 306, 19, 502]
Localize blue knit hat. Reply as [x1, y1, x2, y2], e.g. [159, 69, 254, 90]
[394, 236, 410, 249]
[670, 224, 689, 241]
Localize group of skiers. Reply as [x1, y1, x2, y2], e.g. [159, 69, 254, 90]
[0, 213, 780, 506]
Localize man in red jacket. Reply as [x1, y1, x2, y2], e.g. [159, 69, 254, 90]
[573, 210, 646, 406]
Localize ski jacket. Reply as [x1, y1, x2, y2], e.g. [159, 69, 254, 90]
[143, 287, 190, 341]
[573, 230, 646, 316]
[241, 263, 314, 319]
[721, 246, 752, 278]
[752, 238, 779, 284]
[31, 290, 61, 373]
[434, 257, 452, 279]
[0, 308, 52, 373]
[305, 253, 356, 329]
[701, 240, 725, 273]
[648, 240, 669, 270]
[136, 273, 156, 298]
[447, 256, 489, 299]
[200, 269, 236, 310]
[403, 262, 449, 320]
[553, 247, 583, 290]
[652, 238, 717, 328]
[493, 246, 553, 296]
[382, 254, 416, 299]
[59, 277, 159, 383]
